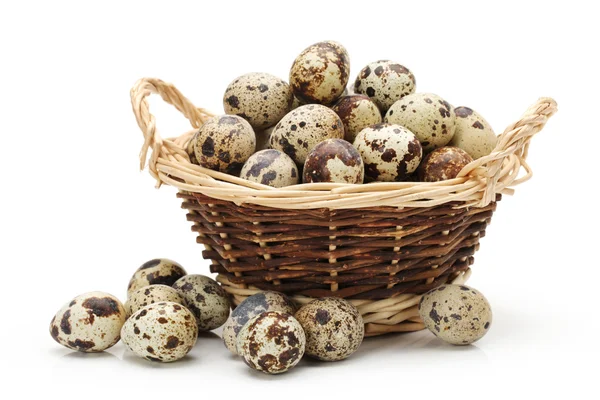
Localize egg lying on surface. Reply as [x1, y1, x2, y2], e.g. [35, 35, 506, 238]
[354, 60, 416, 113]
[240, 149, 299, 188]
[417, 146, 473, 182]
[125, 285, 186, 317]
[450, 106, 497, 159]
[50, 291, 127, 352]
[303, 138, 364, 184]
[127, 259, 187, 298]
[331, 95, 382, 143]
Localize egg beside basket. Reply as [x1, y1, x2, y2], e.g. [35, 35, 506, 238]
[131, 77, 556, 337]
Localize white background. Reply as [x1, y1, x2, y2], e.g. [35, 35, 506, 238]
[1, 0, 597, 398]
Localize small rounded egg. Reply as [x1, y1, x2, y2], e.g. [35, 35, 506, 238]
[417, 146, 473, 182]
[354, 60, 416, 112]
[223, 72, 293, 129]
[49, 291, 127, 352]
[237, 311, 306, 374]
[385, 93, 456, 152]
[127, 259, 187, 298]
[270, 104, 344, 165]
[290, 41, 350, 105]
[419, 284, 492, 345]
[294, 297, 364, 361]
[450, 106, 497, 159]
[353, 124, 422, 182]
[331, 95, 382, 143]
[172, 274, 231, 331]
[125, 285, 186, 317]
[121, 302, 198, 362]
[240, 149, 299, 188]
[193, 115, 256, 175]
[303, 138, 364, 184]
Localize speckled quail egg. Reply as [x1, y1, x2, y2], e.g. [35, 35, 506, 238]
[222, 291, 297, 355]
[125, 285, 186, 317]
[193, 115, 256, 175]
[270, 104, 344, 165]
[237, 311, 305, 374]
[354, 60, 416, 112]
[127, 259, 187, 298]
[385, 93, 455, 152]
[223, 72, 293, 129]
[240, 149, 299, 188]
[172, 274, 230, 331]
[419, 284, 492, 345]
[332, 95, 382, 143]
[295, 297, 364, 361]
[290, 41, 350, 105]
[255, 126, 273, 152]
[303, 139, 364, 184]
[121, 302, 198, 362]
[449, 106, 497, 159]
[50, 291, 126, 352]
[353, 124, 422, 182]
[417, 146, 473, 182]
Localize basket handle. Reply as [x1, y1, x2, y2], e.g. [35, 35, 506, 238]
[130, 78, 214, 184]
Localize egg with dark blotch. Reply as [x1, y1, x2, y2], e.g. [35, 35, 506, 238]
[353, 124, 422, 182]
[417, 146, 473, 182]
[127, 259, 187, 298]
[172, 274, 230, 331]
[354, 60, 416, 112]
[290, 41, 350, 105]
[240, 149, 299, 188]
[450, 106, 497, 159]
[270, 104, 344, 166]
[303, 139, 364, 184]
[332, 95, 382, 143]
[124, 285, 186, 317]
[193, 115, 256, 175]
[385, 93, 455, 152]
[419, 284, 492, 345]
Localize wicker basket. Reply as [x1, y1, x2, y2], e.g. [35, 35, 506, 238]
[131, 77, 556, 336]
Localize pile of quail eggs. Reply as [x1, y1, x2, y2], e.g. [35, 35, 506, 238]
[188, 40, 498, 186]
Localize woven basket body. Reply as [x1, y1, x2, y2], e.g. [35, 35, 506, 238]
[130, 77, 556, 336]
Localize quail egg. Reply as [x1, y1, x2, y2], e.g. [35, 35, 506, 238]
[354, 60, 416, 112]
[417, 146, 473, 182]
[240, 149, 299, 188]
[303, 138, 364, 184]
[127, 259, 187, 298]
[331, 95, 382, 143]
[450, 106, 497, 159]
[125, 285, 186, 317]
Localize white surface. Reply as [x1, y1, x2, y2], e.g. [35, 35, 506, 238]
[0, 0, 597, 398]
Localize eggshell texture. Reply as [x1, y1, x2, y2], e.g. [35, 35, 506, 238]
[125, 285, 186, 317]
[303, 139, 364, 184]
[353, 124, 422, 182]
[172, 274, 231, 331]
[385, 93, 455, 152]
[295, 297, 364, 361]
[354, 60, 416, 112]
[237, 311, 305, 374]
[223, 291, 297, 355]
[332, 95, 382, 143]
[121, 302, 198, 362]
[193, 115, 256, 175]
[223, 73, 293, 129]
[419, 284, 492, 345]
[450, 106, 497, 159]
[49, 291, 126, 352]
[290, 41, 350, 105]
[417, 146, 473, 182]
[270, 104, 344, 165]
[240, 149, 299, 188]
[127, 259, 187, 298]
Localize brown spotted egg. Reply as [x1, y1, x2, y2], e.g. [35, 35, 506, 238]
[193, 115, 256, 175]
[385, 93, 456, 152]
[290, 41, 350, 105]
[419, 284, 492, 345]
[295, 297, 364, 361]
[417, 146, 473, 182]
[127, 258, 187, 298]
[121, 302, 198, 362]
[353, 124, 422, 182]
[354, 60, 416, 112]
[237, 311, 306, 374]
[332, 95, 382, 143]
[240, 149, 299, 188]
[450, 106, 497, 159]
[172, 274, 231, 331]
[49, 291, 126, 352]
[270, 104, 344, 165]
[125, 285, 186, 317]
[223, 72, 293, 129]
[303, 139, 364, 184]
